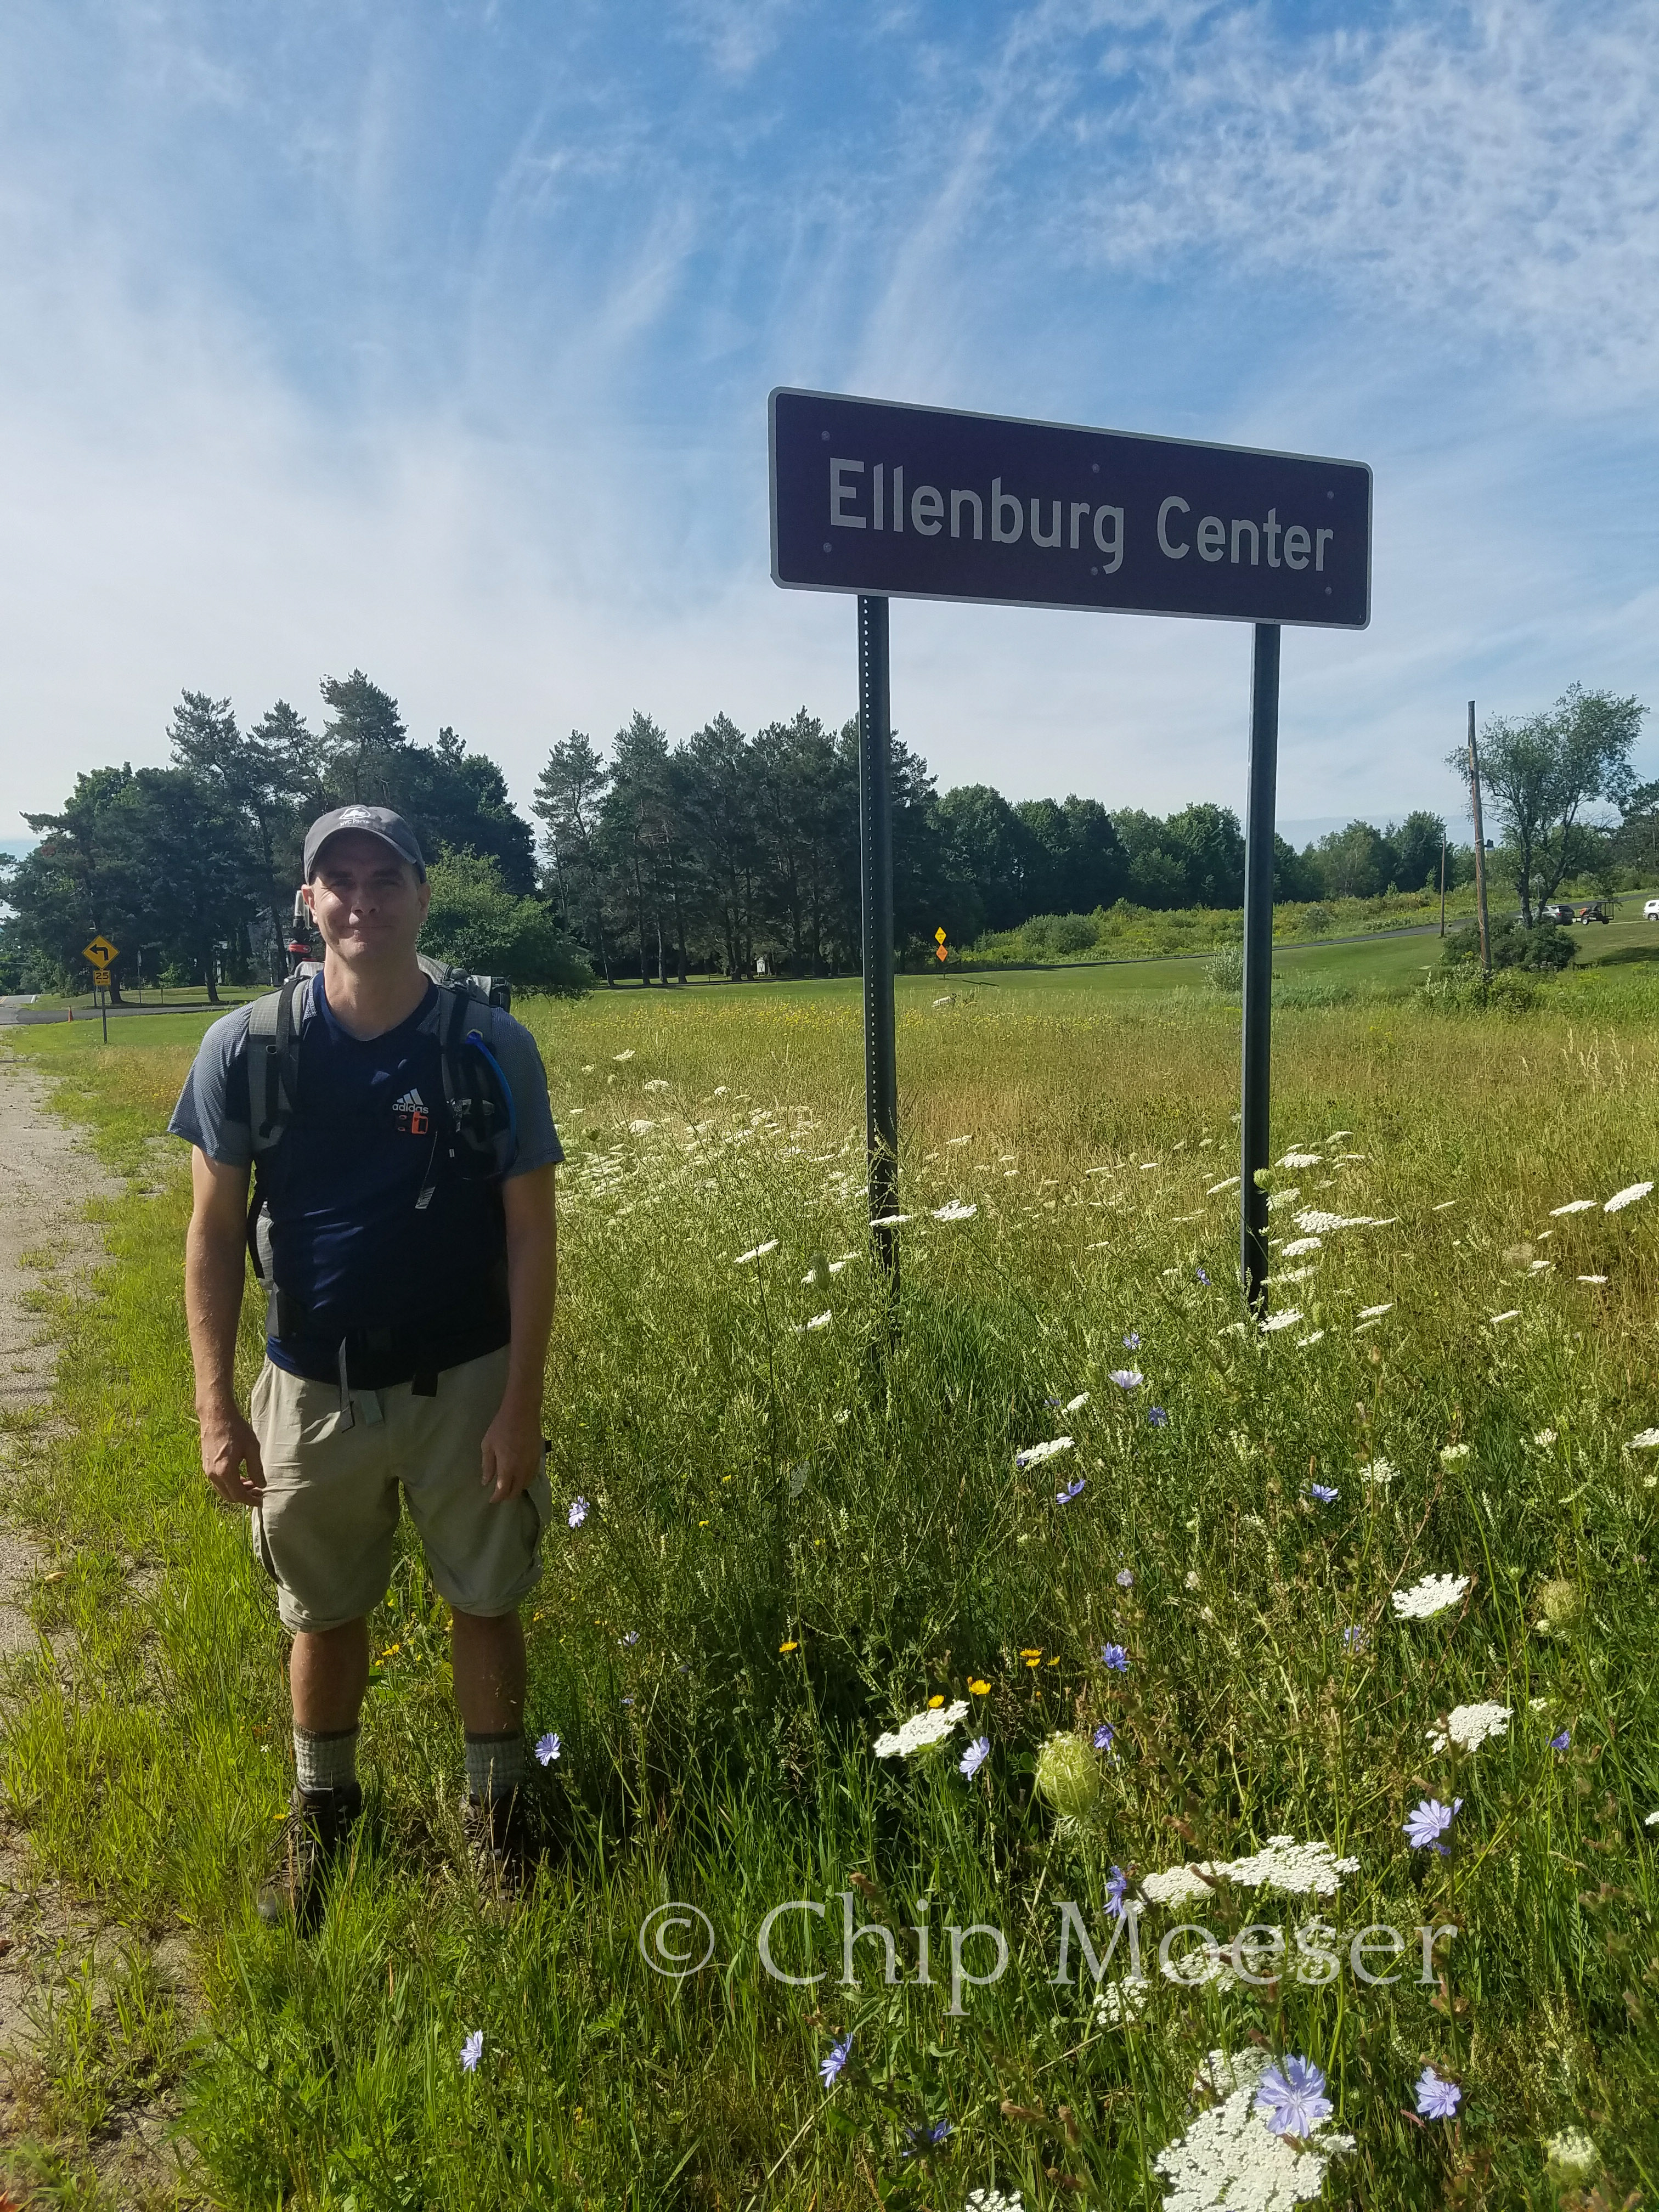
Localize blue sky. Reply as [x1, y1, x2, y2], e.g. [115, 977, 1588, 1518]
[2, 0, 1656, 847]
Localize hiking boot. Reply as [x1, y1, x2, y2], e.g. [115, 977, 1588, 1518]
[462, 1787, 534, 1898]
[257, 1782, 363, 1931]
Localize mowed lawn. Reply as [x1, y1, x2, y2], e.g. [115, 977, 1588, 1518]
[3, 943, 1659, 2209]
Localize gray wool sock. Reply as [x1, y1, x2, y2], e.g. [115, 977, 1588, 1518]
[294, 1725, 360, 1795]
[465, 1730, 527, 1803]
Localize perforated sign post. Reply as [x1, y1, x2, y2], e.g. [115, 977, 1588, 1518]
[769, 387, 1372, 1311]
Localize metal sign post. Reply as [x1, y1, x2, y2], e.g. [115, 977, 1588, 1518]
[858, 595, 900, 1280]
[769, 388, 1372, 1314]
[82, 934, 118, 1045]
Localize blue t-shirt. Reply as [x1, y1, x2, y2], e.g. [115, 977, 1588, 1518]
[170, 972, 562, 1382]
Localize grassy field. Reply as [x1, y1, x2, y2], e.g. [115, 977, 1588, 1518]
[4, 943, 1659, 2209]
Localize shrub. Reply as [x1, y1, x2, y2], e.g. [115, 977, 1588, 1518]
[420, 847, 593, 995]
[1442, 915, 1576, 975]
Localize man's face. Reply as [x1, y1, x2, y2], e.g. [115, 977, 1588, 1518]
[301, 832, 429, 964]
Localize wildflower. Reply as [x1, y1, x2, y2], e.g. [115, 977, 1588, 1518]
[902, 2118, 952, 2155]
[1532, 1427, 1558, 1446]
[1578, 1273, 1609, 1284]
[1427, 1703, 1510, 1753]
[1392, 1573, 1469, 1620]
[1403, 1797, 1462, 1854]
[1550, 1729, 1571, 1752]
[568, 1497, 589, 1528]
[642, 1077, 669, 1091]
[1440, 1442, 1472, 1463]
[928, 1694, 945, 1708]
[1279, 1150, 1324, 1167]
[534, 1733, 561, 1765]
[1281, 1235, 1323, 1256]
[1628, 1429, 1659, 1449]
[1056, 1477, 1086, 1504]
[1297, 1330, 1326, 1347]
[874, 1701, 969, 1758]
[1255, 2055, 1333, 2138]
[1488, 1309, 1521, 1324]
[801, 1311, 833, 1331]
[1342, 1625, 1368, 1650]
[1358, 1459, 1395, 1485]
[1158, 2050, 1353, 2203]
[959, 1736, 990, 1779]
[1105, 1864, 1130, 1917]
[1308, 1483, 1339, 1504]
[1543, 2128, 1599, 2179]
[628, 1118, 655, 1134]
[1101, 1643, 1130, 1672]
[612, 1048, 635, 1062]
[1260, 1307, 1302, 1333]
[779, 1640, 799, 1654]
[1211, 1837, 1359, 1897]
[1196, 1266, 1210, 1284]
[968, 1677, 990, 1695]
[1034, 1732, 1101, 1815]
[1122, 1330, 1141, 1348]
[1015, 1436, 1073, 1469]
[735, 1240, 778, 1264]
[1063, 1391, 1090, 1413]
[1094, 1978, 1148, 2024]
[819, 2031, 853, 2087]
[1605, 1181, 1654, 1212]
[621, 1629, 639, 1646]
[1549, 1198, 1596, 1215]
[460, 2029, 483, 2072]
[1141, 1865, 1216, 1907]
[1415, 2067, 1462, 2120]
[1093, 1722, 1116, 1751]
[932, 1199, 977, 1222]
[1148, 1406, 1169, 1427]
[1357, 1303, 1393, 1319]
[1184, 1570, 1201, 1589]
[870, 1212, 912, 1228]
[1108, 1368, 1143, 1388]
[966, 2192, 1024, 2212]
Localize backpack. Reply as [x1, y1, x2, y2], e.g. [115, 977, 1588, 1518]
[241, 955, 518, 1285]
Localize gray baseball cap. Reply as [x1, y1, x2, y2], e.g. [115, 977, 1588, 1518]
[303, 804, 426, 881]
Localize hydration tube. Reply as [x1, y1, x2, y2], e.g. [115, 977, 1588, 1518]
[465, 1028, 518, 1161]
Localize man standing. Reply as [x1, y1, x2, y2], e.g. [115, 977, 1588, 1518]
[171, 805, 562, 1926]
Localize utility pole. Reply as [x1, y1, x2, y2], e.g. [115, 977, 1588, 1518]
[1438, 836, 1448, 936]
[1468, 701, 1491, 979]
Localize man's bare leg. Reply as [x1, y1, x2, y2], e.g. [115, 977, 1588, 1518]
[290, 1618, 370, 1732]
[450, 1607, 526, 1735]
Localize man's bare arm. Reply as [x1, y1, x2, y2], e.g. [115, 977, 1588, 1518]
[480, 1164, 557, 1504]
[186, 1147, 265, 1505]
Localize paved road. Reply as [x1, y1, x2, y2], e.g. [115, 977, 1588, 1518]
[0, 995, 224, 1026]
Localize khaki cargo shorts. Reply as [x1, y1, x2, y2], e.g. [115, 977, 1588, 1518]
[247, 1346, 552, 1634]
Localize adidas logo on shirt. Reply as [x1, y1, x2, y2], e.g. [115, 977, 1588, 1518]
[392, 1086, 431, 1136]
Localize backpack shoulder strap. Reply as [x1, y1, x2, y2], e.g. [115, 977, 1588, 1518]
[245, 973, 306, 1153]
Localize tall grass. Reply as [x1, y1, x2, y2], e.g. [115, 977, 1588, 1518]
[3, 977, 1658, 2207]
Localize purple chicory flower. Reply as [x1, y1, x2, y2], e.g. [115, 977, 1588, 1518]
[1057, 1477, 1086, 1504]
[1105, 1864, 1130, 1918]
[1101, 1643, 1129, 1673]
[1415, 2066, 1462, 2120]
[1254, 2055, 1333, 2137]
[819, 2031, 853, 2088]
[568, 1497, 589, 1528]
[1550, 1729, 1571, 1752]
[1309, 1483, 1339, 1504]
[1148, 1406, 1169, 1428]
[1342, 1625, 1368, 1650]
[622, 1629, 639, 1646]
[1403, 1797, 1463, 1854]
[903, 2118, 952, 2155]
[1122, 1330, 1141, 1350]
[534, 1732, 561, 1765]
[1093, 1722, 1116, 1751]
[1108, 1369, 1143, 1389]
[1196, 1266, 1210, 1285]
[460, 2029, 483, 2073]
[1116, 1567, 1134, 1587]
[959, 1735, 990, 1779]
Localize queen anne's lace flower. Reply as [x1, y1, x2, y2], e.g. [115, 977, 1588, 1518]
[1153, 2049, 1354, 2210]
[1392, 1573, 1469, 1620]
[1143, 1837, 1358, 1906]
[1015, 1436, 1073, 1469]
[1604, 1182, 1654, 1213]
[1427, 1702, 1510, 1753]
[873, 1701, 969, 1758]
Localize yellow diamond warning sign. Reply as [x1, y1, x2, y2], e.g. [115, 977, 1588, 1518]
[82, 934, 119, 969]
[934, 927, 947, 944]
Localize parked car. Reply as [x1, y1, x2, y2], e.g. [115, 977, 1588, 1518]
[1576, 901, 1610, 924]
[1540, 904, 1576, 924]
[1645, 898, 1659, 920]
